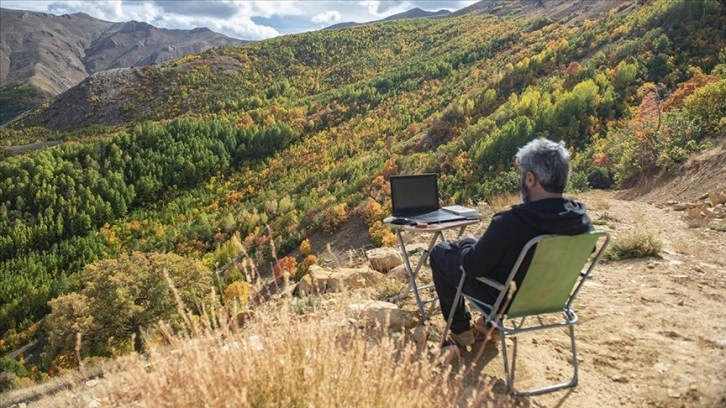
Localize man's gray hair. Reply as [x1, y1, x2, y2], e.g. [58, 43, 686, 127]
[515, 138, 571, 194]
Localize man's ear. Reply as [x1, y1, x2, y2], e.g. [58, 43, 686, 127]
[526, 171, 536, 187]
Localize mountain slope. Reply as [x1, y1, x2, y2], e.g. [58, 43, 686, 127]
[325, 7, 451, 30]
[0, 0, 724, 374]
[0, 7, 245, 123]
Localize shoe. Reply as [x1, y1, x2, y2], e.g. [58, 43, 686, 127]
[449, 328, 476, 347]
[472, 317, 500, 338]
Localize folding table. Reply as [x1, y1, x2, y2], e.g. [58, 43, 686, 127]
[385, 218, 480, 322]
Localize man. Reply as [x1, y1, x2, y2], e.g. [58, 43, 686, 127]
[429, 137, 593, 346]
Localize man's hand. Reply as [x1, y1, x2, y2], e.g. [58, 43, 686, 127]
[456, 233, 477, 245]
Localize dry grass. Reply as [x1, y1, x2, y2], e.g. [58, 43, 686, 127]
[18, 295, 510, 407]
[487, 193, 520, 212]
[376, 279, 408, 299]
[604, 233, 662, 261]
[585, 198, 611, 211]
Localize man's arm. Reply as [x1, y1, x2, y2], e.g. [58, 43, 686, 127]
[458, 213, 512, 278]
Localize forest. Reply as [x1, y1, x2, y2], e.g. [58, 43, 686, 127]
[0, 0, 724, 378]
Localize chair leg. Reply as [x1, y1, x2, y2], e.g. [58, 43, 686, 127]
[499, 328, 514, 394]
[568, 323, 579, 387]
[441, 273, 467, 348]
[508, 324, 579, 397]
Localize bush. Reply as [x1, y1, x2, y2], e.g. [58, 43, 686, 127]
[272, 256, 297, 281]
[368, 221, 397, 247]
[223, 280, 251, 307]
[42, 252, 213, 370]
[586, 166, 613, 189]
[299, 239, 312, 256]
[321, 203, 350, 232]
[294, 254, 318, 281]
[604, 234, 662, 261]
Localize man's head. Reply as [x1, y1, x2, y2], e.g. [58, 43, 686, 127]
[515, 138, 571, 203]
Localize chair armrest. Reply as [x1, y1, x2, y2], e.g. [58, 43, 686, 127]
[475, 276, 505, 291]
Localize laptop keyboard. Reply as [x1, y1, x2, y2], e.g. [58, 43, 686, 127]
[410, 209, 461, 223]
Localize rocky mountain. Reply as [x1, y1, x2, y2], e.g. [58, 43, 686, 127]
[325, 7, 452, 30]
[4, 0, 645, 132]
[0, 7, 246, 123]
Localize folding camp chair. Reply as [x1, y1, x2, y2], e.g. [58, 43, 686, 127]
[444, 231, 610, 396]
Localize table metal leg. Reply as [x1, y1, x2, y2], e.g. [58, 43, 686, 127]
[387, 230, 444, 322]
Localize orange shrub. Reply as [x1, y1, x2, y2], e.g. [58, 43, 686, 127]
[273, 256, 297, 280]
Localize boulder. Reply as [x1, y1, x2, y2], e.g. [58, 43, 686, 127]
[327, 267, 384, 292]
[366, 247, 403, 272]
[295, 265, 327, 296]
[388, 264, 409, 283]
[295, 265, 383, 296]
[708, 191, 726, 206]
[346, 300, 416, 330]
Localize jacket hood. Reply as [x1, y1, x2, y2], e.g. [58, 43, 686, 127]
[510, 198, 592, 235]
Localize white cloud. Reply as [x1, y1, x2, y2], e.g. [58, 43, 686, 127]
[311, 10, 342, 24]
[359, 0, 413, 17]
[0, 0, 474, 40]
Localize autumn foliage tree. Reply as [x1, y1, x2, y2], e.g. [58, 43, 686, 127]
[42, 252, 213, 371]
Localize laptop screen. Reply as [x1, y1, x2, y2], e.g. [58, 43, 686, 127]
[390, 173, 440, 216]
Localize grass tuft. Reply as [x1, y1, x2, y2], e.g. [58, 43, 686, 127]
[604, 233, 662, 261]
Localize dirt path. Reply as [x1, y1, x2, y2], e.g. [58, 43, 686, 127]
[531, 190, 724, 407]
[413, 189, 725, 407]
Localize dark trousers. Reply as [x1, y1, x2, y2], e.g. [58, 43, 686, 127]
[429, 242, 496, 334]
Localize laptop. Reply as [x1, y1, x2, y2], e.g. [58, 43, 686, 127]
[389, 173, 466, 224]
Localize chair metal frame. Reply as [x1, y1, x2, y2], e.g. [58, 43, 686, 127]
[444, 231, 610, 396]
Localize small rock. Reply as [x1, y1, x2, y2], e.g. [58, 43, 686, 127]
[709, 192, 725, 206]
[678, 374, 696, 384]
[653, 362, 670, 374]
[662, 330, 683, 339]
[672, 203, 689, 211]
[388, 264, 409, 282]
[366, 247, 403, 272]
[611, 374, 628, 383]
[413, 325, 428, 345]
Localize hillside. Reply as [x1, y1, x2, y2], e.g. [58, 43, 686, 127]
[0, 0, 725, 395]
[0, 7, 245, 124]
[2, 0, 650, 133]
[2, 144, 724, 406]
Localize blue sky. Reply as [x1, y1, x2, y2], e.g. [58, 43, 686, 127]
[0, 1, 478, 40]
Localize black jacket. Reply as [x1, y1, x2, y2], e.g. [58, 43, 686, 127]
[459, 198, 593, 299]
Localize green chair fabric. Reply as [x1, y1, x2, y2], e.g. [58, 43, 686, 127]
[444, 231, 610, 396]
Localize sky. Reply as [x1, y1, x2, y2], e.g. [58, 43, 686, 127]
[0, 1, 479, 40]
